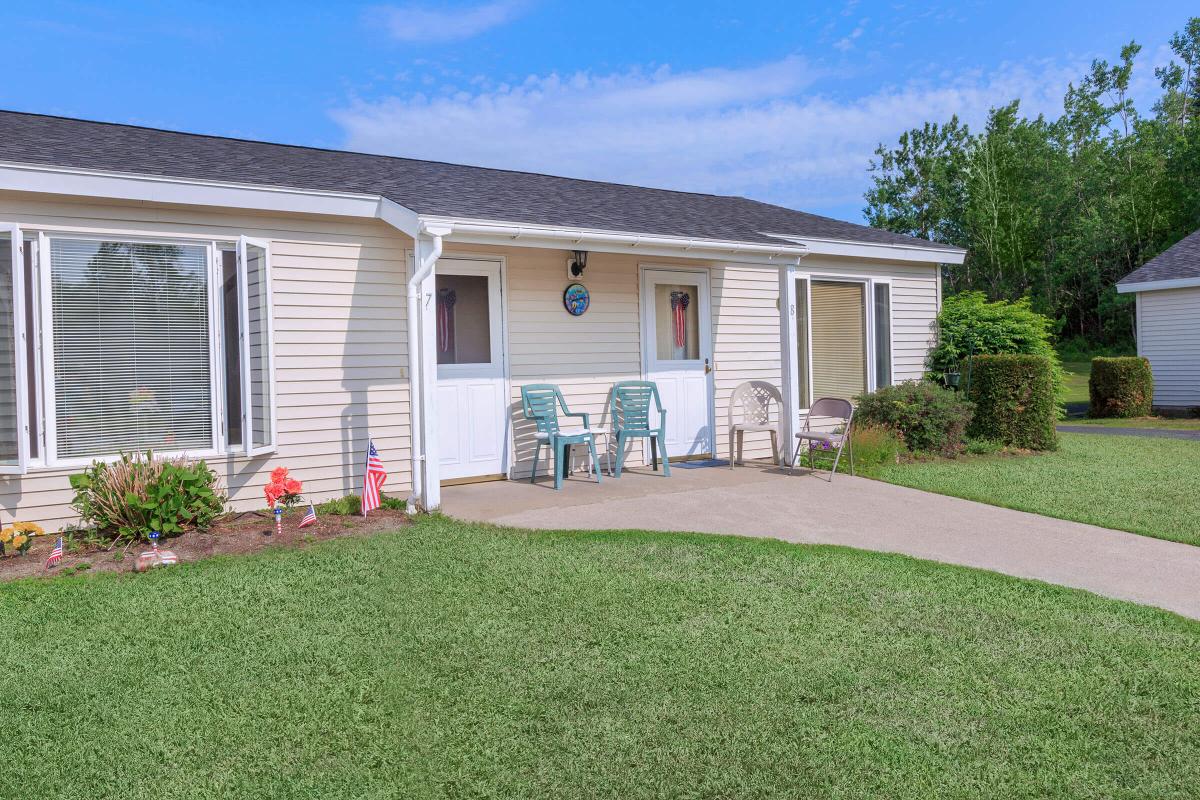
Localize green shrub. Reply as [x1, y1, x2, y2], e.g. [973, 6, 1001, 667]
[846, 424, 905, 472]
[316, 493, 407, 516]
[1089, 357, 1154, 418]
[929, 292, 1064, 398]
[966, 354, 1058, 450]
[69, 452, 227, 541]
[854, 381, 974, 456]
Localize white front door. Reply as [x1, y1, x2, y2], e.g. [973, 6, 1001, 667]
[435, 258, 508, 481]
[640, 267, 714, 458]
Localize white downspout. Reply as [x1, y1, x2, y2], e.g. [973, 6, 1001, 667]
[406, 222, 450, 511]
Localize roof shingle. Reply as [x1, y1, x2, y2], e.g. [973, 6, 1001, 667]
[1120, 229, 1200, 285]
[0, 110, 962, 253]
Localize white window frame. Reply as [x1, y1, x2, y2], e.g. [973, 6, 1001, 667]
[783, 267, 898, 426]
[25, 229, 277, 469]
[0, 223, 29, 474]
[237, 235, 278, 457]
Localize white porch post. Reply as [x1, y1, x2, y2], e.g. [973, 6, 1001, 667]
[778, 264, 800, 466]
[420, 232, 444, 506]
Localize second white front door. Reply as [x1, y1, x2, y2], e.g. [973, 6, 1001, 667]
[435, 258, 508, 481]
[640, 267, 714, 458]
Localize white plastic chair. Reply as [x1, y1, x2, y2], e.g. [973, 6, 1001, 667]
[727, 381, 783, 468]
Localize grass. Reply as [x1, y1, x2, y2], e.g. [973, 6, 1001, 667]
[2, 517, 1198, 799]
[1067, 417, 1200, 430]
[1061, 359, 1092, 407]
[875, 432, 1200, 547]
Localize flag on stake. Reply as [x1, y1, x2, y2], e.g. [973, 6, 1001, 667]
[299, 502, 317, 528]
[45, 536, 63, 569]
[362, 438, 387, 516]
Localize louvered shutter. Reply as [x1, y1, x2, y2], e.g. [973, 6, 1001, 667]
[0, 224, 28, 473]
[48, 238, 213, 459]
[810, 281, 867, 402]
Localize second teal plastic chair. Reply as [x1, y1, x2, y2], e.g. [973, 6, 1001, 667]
[611, 380, 671, 478]
[521, 384, 602, 490]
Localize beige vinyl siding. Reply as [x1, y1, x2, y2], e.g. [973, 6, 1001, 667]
[0, 191, 412, 530]
[711, 263, 782, 461]
[1137, 287, 1200, 407]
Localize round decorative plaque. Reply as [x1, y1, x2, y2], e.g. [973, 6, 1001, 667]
[563, 282, 590, 316]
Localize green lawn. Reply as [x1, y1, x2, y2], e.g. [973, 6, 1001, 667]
[1062, 359, 1092, 407]
[1068, 417, 1200, 430]
[875, 433, 1200, 546]
[3, 517, 1198, 798]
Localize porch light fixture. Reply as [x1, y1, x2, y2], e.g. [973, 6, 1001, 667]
[567, 249, 588, 279]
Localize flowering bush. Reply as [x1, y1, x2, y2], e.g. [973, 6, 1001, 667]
[1, 521, 46, 557]
[264, 467, 303, 509]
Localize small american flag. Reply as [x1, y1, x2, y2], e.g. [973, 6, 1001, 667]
[361, 439, 387, 516]
[299, 502, 318, 528]
[45, 536, 63, 568]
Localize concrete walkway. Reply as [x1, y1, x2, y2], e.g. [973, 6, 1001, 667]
[443, 464, 1200, 620]
[1058, 424, 1200, 440]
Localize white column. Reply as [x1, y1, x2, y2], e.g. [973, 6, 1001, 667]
[416, 235, 441, 510]
[778, 265, 799, 465]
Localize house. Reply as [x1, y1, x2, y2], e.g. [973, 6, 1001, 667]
[1118, 229, 1200, 410]
[0, 111, 965, 528]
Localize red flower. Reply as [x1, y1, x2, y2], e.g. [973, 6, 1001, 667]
[284, 478, 302, 496]
[271, 467, 289, 483]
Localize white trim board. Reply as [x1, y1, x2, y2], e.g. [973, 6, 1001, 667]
[1117, 277, 1200, 293]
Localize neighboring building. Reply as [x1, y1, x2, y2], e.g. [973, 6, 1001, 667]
[1118, 229, 1200, 410]
[0, 111, 964, 529]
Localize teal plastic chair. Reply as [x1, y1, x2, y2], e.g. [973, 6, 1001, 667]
[521, 384, 602, 490]
[611, 381, 671, 478]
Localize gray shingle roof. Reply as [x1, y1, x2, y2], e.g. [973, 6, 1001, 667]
[0, 110, 962, 253]
[1120, 228, 1200, 285]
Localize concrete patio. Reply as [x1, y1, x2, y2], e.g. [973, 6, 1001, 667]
[443, 462, 1200, 620]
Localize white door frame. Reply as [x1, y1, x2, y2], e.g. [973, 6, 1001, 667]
[434, 253, 511, 481]
[638, 264, 716, 458]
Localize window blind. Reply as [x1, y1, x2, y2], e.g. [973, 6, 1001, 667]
[810, 281, 867, 402]
[243, 241, 273, 452]
[0, 231, 17, 465]
[50, 238, 213, 459]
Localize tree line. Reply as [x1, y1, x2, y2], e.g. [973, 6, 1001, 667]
[864, 17, 1200, 350]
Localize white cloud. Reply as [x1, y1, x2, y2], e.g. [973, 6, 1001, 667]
[368, 1, 527, 43]
[332, 54, 1099, 217]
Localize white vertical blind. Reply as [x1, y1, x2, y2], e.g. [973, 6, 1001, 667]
[0, 230, 18, 467]
[873, 283, 893, 388]
[810, 280, 867, 402]
[241, 239, 274, 454]
[50, 238, 213, 459]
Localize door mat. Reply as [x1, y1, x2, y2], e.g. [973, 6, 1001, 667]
[671, 458, 730, 469]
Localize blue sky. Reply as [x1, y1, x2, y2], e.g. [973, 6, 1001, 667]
[0, 1, 1194, 222]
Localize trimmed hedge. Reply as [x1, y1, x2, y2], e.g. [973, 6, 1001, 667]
[1089, 357, 1153, 418]
[854, 381, 974, 456]
[966, 354, 1058, 450]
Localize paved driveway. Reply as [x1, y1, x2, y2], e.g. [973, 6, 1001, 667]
[443, 464, 1200, 620]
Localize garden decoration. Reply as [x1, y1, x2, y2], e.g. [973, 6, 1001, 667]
[0, 521, 44, 557]
[563, 282, 590, 316]
[44, 536, 63, 568]
[299, 502, 318, 528]
[135, 531, 178, 572]
[273, 507, 283, 536]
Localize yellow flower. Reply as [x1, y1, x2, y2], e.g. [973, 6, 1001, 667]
[14, 521, 44, 536]
[11, 535, 27, 550]
[0, 528, 12, 544]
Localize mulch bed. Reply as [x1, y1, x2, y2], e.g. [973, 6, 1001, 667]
[0, 507, 411, 582]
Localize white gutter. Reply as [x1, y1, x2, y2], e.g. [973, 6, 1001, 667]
[434, 218, 808, 261]
[405, 221, 452, 510]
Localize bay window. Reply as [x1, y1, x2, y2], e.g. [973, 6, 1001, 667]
[0, 225, 276, 470]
